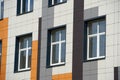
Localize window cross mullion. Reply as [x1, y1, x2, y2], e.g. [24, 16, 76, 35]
[97, 22, 100, 58]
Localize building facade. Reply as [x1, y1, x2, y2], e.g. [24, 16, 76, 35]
[0, 0, 120, 80]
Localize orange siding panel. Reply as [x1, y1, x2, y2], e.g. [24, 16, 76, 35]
[52, 73, 72, 80]
[31, 40, 38, 80]
[0, 18, 8, 80]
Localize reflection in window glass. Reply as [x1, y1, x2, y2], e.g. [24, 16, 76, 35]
[50, 27, 66, 66]
[87, 18, 106, 60]
[18, 35, 32, 71]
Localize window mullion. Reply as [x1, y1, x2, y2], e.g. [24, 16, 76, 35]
[26, 40, 29, 69]
[97, 22, 100, 58]
[18, 42, 21, 70]
[52, 0, 54, 5]
[59, 31, 61, 63]
[28, 0, 30, 12]
[50, 34, 53, 65]
[20, 0, 23, 14]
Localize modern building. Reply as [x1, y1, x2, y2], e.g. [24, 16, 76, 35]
[0, 0, 119, 80]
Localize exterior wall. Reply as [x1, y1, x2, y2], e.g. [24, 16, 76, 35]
[4, 0, 42, 80]
[38, 0, 74, 80]
[83, 0, 120, 80]
[0, 18, 8, 80]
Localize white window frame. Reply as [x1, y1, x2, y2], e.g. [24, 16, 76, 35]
[87, 20, 106, 60]
[0, 0, 3, 19]
[19, 0, 33, 14]
[50, 29, 66, 66]
[18, 37, 32, 71]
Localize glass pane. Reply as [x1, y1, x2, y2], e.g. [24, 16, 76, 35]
[20, 51, 26, 69]
[52, 30, 59, 42]
[61, 29, 66, 40]
[89, 36, 97, 58]
[89, 22, 97, 34]
[100, 35, 105, 56]
[30, 0, 33, 11]
[28, 37, 32, 47]
[0, 1, 3, 19]
[57, 0, 61, 3]
[28, 49, 31, 68]
[52, 44, 59, 64]
[61, 42, 66, 62]
[99, 20, 106, 33]
[25, 0, 28, 12]
[0, 1, 1, 19]
[1, 1, 3, 19]
[20, 38, 27, 49]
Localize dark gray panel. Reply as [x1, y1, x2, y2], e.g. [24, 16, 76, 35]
[84, 7, 98, 20]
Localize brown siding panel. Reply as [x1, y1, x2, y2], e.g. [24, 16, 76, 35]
[72, 0, 84, 80]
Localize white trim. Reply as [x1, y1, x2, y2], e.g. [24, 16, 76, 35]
[52, 0, 54, 5]
[27, 0, 30, 12]
[18, 36, 32, 71]
[50, 29, 66, 66]
[87, 20, 106, 60]
[20, 0, 23, 14]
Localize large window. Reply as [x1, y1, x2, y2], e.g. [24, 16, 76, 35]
[17, 0, 33, 15]
[48, 27, 66, 66]
[87, 18, 106, 60]
[0, 0, 3, 19]
[49, 0, 67, 6]
[17, 35, 32, 71]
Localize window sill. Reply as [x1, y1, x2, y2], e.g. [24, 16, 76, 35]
[14, 68, 31, 73]
[47, 63, 65, 68]
[17, 10, 33, 16]
[83, 56, 105, 62]
[48, 1, 67, 7]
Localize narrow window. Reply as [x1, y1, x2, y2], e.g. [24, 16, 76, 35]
[87, 18, 106, 60]
[0, 0, 3, 19]
[17, 35, 32, 71]
[48, 27, 66, 66]
[17, 0, 33, 15]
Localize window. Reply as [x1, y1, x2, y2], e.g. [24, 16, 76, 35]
[48, 27, 66, 66]
[0, 0, 3, 19]
[17, 0, 33, 15]
[49, 0, 67, 6]
[0, 41, 2, 69]
[87, 18, 106, 60]
[16, 35, 32, 71]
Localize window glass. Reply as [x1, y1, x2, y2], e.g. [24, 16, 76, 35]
[17, 0, 33, 15]
[50, 27, 66, 66]
[52, 44, 59, 64]
[49, 0, 66, 6]
[99, 20, 106, 33]
[18, 35, 32, 71]
[61, 42, 65, 62]
[89, 22, 97, 34]
[89, 37, 97, 58]
[0, 0, 3, 19]
[52, 30, 59, 42]
[87, 18, 106, 60]
[30, 0, 33, 11]
[20, 51, 26, 69]
[61, 29, 66, 40]
[28, 49, 31, 68]
[100, 35, 105, 56]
